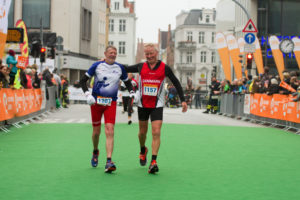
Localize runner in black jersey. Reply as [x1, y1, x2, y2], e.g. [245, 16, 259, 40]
[125, 43, 187, 174]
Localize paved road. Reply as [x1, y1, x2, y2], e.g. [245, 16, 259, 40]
[35, 104, 261, 127]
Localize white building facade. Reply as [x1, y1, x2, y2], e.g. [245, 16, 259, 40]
[174, 9, 217, 90]
[107, 0, 136, 65]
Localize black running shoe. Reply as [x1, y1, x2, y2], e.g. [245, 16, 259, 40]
[148, 160, 159, 174]
[139, 147, 148, 166]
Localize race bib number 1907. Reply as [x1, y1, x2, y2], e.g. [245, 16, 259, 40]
[97, 96, 112, 106]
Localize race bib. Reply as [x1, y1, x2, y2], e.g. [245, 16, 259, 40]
[143, 84, 158, 96]
[97, 96, 112, 106]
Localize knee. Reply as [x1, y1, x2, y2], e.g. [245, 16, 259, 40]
[105, 126, 114, 137]
[152, 129, 161, 138]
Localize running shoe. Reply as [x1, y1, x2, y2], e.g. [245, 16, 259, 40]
[139, 147, 148, 166]
[91, 151, 99, 167]
[148, 160, 159, 174]
[105, 161, 116, 173]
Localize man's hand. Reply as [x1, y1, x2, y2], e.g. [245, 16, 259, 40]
[181, 101, 188, 113]
[85, 91, 95, 105]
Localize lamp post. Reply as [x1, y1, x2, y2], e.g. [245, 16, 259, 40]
[231, 0, 250, 20]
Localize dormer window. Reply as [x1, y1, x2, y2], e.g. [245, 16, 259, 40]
[206, 15, 210, 23]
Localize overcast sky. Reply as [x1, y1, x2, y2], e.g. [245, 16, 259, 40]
[135, 0, 219, 43]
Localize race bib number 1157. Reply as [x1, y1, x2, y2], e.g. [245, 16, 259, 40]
[143, 84, 158, 96]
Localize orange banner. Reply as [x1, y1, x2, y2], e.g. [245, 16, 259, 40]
[226, 34, 242, 79]
[250, 94, 300, 123]
[16, 19, 29, 67]
[0, 88, 43, 121]
[292, 37, 300, 69]
[269, 36, 285, 80]
[216, 32, 231, 82]
[253, 36, 264, 74]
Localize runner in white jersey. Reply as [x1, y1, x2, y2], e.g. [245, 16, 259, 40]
[80, 46, 134, 173]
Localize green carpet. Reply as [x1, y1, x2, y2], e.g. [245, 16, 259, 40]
[1, 123, 300, 200]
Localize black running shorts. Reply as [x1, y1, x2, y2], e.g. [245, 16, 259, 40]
[138, 107, 163, 121]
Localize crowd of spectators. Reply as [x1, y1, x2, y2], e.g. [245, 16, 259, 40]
[0, 50, 70, 108]
[219, 67, 300, 96]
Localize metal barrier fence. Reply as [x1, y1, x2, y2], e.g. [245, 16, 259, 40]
[219, 93, 300, 133]
[0, 84, 57, 133]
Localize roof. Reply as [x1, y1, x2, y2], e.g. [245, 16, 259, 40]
[183, 9, 216, 25]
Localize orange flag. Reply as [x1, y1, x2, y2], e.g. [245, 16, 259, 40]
[292, 37, 300, 69]
[253, 35, 264, 74]
[226, 34, 242, 79]
[279, 81, 296, 93]
[16, 19, 29, 67]
[216, 32, 231, 82]
[269, 36, 285, 80]
[0, 0, 12, 59]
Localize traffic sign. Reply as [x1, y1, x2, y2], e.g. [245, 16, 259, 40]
[244, 33, 255, 44]
[242, 19, 258, 33]
[244, 44, 255, 53]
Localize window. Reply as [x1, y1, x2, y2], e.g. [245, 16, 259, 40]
[206, 15, 210, 23]
[201, 51, 207, 63]
[119, 19, 126, 32]
[114, 2, 119, 10]
[211, 51, 216, 63]
[22, 0, 51, 29]
[187, 52, 192, 63]
[119, 41, 126, 54]
[212, 32, 215, 43]
[108, 41, 114, 46]
[109, 19, 114, 32]
[187, 32, 193, 41]
[180, 53, 183, 63]
[199, 32, 205, 44]
[82, 8, 92, 40]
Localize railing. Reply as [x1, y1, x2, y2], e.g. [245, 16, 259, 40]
[177, 41, 196, 50]
[219, 93, 300, 133]
[0, 81, 58, 133]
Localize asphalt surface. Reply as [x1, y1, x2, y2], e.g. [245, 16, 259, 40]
[35, 104, 262, 127]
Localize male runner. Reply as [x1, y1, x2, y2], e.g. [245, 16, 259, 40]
[80, 46, 133, 173]
[125, 43, 187, 174]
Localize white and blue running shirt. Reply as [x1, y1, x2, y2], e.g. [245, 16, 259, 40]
[86, 61, 128, 101]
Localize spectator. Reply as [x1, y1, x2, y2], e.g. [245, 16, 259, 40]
[250, 76, 260, 94]
[24, 68, 33, 89]
[290, 76, 299, 91]
[267, 77, 280, 95]
[6, 50, 18, 87]
[61, 75, 69, 108]
[0, 65, 9, 88]
[194, 86, 201, 109]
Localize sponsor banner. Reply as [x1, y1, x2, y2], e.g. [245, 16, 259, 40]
[16, 19, 29, 67]
[0, 0, 12, 59]
[226, 34, 242, 79]
[17, 56, 28, 69]
[250, 94, 300, 123]
[216, 32, 231, 82]
[292, 37, 300, 69]
[243, 94, 251, 114]
[269, 36, 285, 80]
[253, 36, 264, 75]
[0, 88, 43, 121]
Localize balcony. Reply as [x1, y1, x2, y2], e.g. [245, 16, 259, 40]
[176, 63, 196, 71]
[177, 41, 196, 50]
